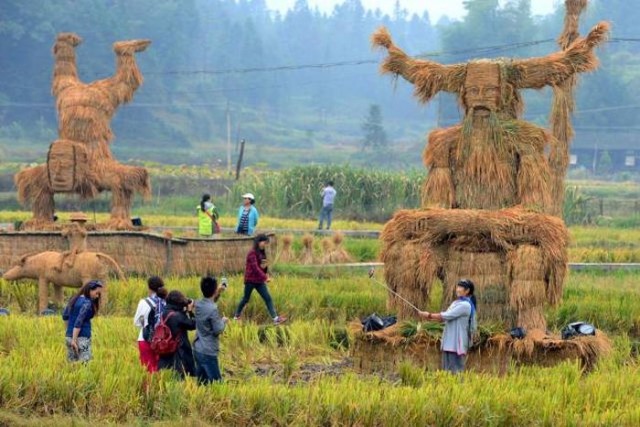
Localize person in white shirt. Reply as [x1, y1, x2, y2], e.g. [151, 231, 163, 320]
[133, 276, 167, 373]
[318, 181, 337, 230]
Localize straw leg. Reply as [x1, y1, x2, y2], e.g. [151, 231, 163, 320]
[38, 277, 49, 314]
[15, 165, 56, 229]
[53, 285, 64, 310]
[509, 245, 548, 331]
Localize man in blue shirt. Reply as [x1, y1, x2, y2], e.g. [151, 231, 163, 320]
[318, 181, 337, 230]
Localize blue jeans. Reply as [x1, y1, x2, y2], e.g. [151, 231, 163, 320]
[194, 350, 222, 383]
[318, 204, 333, 229]
[234, 283, 277, 319]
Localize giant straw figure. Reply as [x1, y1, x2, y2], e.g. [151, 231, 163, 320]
[15, 33, 151, 230]
[374, 1, 608, 330]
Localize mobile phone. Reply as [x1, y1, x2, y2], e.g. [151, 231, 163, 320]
[221, 277, 228, 289]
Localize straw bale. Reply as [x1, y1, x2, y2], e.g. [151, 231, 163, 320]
[275, 234, 295, 264]
[320, 238, 334, 264]
[299, 234, 315, 265]
[330, 232, 353, 263]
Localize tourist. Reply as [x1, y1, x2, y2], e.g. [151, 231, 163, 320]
[417, 279, 477, 373]
[235, 193, 259, 236]
[197, 193, 220, 236]
[318, 180, 337, 230]
[62, 280, 103, 363]
[193, 276, 228, 383]
[233, 234, 286, 325]
[157, 290, 197, 378]
[133, 276, 166, 373]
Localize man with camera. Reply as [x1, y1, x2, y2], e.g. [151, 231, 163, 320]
[193, 276, 228, 383]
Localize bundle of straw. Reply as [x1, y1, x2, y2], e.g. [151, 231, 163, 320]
[299, 234, 315, 265]
[330, 232, 353, 263]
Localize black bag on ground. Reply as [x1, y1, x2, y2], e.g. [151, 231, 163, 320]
[561, 322, 596, 340]
[361, 313, 397, 332]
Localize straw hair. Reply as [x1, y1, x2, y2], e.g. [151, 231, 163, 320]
[16, 33, 152, 230]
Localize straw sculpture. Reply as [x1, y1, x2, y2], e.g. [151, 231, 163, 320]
[2, 250, 126, 313]
[330, 232, 353, 263]
[15, 33, 152, 230]
[57, 221, 88, 271]
[373, 1, 608, 332]
[299, 234, 315, 265]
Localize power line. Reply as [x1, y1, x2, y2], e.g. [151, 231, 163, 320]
[144, 37, 637, 76]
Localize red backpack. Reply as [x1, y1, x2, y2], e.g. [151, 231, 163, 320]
[150, 312, 180, 355]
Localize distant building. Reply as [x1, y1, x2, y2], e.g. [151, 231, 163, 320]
[570, 130, 639, 172]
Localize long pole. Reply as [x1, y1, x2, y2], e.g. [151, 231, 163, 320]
[368, 268, 420, 312]
[226, 101, 231, 175]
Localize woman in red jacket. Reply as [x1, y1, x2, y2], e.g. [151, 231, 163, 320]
[233, 234, 286, 325]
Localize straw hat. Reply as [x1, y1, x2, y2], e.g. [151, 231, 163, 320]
[69, 212, 88, 222]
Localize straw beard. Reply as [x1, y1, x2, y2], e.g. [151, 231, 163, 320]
[454, 111, 517, 210]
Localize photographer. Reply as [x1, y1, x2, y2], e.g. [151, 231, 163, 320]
[157, 290, 196, 378]
[193, 276, 228, 383]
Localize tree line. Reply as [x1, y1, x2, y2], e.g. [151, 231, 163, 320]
[0, 0, 638, 167]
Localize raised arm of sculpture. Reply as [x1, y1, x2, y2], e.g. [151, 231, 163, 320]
[511, 22, 609, 90]
[371, 27, 466, 105]
[102, 39, 152, 105]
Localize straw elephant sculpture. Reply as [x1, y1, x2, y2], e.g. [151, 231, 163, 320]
[15, 33, 151, 230]
[2, 251, 125, 313]
[374, 0, 608, 330]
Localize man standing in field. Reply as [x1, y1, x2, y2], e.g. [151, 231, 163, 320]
[318, 181, 336, 230]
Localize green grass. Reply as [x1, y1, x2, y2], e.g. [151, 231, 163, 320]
[0, 271, 639, 425]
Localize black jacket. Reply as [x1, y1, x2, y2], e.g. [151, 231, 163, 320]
[157, 303, 196, 378]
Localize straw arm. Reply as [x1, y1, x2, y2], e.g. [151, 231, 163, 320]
[512, 22, 610, 89]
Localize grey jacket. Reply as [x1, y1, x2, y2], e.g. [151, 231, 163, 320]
[193, 298, 226, 356]
[440, 299, 475, 355]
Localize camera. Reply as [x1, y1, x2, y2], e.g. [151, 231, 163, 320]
[221, 277, 228, 289]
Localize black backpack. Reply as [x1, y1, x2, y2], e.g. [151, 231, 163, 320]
[142, 298, 157, 342]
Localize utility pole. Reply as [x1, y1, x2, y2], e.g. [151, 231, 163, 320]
[226, 101, 232, 175]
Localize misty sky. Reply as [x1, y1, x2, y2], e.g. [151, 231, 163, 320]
[265, 0, 559, 21]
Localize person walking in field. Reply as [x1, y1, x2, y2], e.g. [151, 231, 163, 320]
[236, 193, 259, 236]
[197, 193, 220, 237]
[133, 276, 167, 373]
[193, 276, 228, 383]
[233, 234, 287, 325]
[417, 279, 477, 373]
[62, 280, 103, 363]
[318, 181, 336, 230]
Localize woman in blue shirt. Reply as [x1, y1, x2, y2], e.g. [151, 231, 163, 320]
[236, 193, 259, 235]
[62, 280, 103, 363]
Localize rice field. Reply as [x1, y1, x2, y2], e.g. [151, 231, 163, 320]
[0, 269, 639, 425]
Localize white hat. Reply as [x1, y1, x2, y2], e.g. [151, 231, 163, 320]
[241, 193, 255, 200]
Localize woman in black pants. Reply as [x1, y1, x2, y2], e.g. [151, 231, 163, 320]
[233, 234, 286, 325]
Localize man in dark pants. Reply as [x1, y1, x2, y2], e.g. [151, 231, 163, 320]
[193, 276, 227, 383]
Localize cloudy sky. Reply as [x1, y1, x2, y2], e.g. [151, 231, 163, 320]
[264, 0, 559, 21]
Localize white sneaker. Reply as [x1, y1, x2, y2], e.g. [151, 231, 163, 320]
[273, 315, 288, 325]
